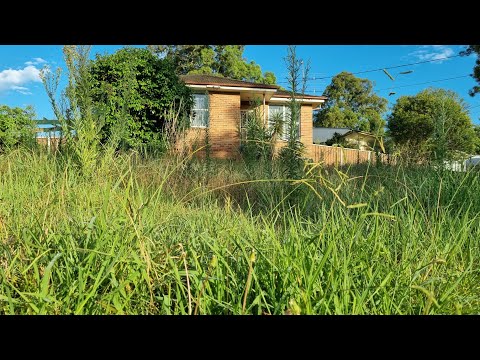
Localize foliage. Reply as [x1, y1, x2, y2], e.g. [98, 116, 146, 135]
[474, 125, 480, 154]
[387, 88, 476, 162]
[40, 45, 104, 176]
[148, 45, 277, 84]
[461, 45, 480, 97]
[315, 71, 388, 133]
[89, 47, 193, 150]
[262, 71, 277, 85]
[240, 99, 280, 166]
[278, 45, 309, 180]
[0, 105, 36, 152]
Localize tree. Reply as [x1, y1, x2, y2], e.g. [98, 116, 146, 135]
[315, 71, 388, 134]
[41, 45, 105, 175]
[0, 105, 36, 152]
[262, 71, 277, 85]
[148, 45, 277, 85]
[461, 45, 480, 96]
[278, 45, 310, 179]
[89, 47, 193, 149]
[473, 125, 480, 154]
[387, 88, 476, 162]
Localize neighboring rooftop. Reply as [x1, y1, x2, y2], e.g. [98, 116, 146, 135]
[342, 130, 379, 139]
[313, 127, 351, 144]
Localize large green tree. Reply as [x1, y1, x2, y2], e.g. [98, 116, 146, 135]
[314, 71, 388, 133]
[90, 47, 193, 148]
[461, 45, 480, 96]
[387, 88, 476, 161]
[148, 45, 277, 84]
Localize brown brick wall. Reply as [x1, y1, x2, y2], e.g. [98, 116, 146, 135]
[177, 128, 208, 156]
[209, 92, 241, 159]
[183, 91, 241, 159]
[300, 104, 313, 159]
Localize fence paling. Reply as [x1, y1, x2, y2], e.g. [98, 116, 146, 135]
[312, 144, 390, 166]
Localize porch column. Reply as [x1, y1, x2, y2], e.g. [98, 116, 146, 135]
[263, 93, 266, 126]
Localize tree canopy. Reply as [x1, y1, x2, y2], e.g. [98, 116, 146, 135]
[314, 71, 388, 133]
[461, 45, 480, 97]
[89, 47, 193, 148]
[148, 45, 277, 84]
[387, 88, 476, 161]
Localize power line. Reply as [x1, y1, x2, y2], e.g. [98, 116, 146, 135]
[277, 53, 466, 84]
[376, 75, 471, 92]
[303, 74, 475, 99]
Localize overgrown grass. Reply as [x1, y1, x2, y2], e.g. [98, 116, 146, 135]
[1, 148, 479, 314]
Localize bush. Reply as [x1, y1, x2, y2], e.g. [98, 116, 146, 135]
[0, 105, 36, 152]
[240, 102, 278, 164]
[89, 47, 194, 150]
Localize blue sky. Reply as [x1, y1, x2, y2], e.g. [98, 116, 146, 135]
[0, 45, 479, 124]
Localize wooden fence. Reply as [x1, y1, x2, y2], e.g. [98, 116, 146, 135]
[312, 144, 392, 166]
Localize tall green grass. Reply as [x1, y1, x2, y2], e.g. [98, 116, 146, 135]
[1, 148, 479, 314]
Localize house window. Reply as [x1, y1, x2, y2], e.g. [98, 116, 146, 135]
[191, 93, 209, 128]
[268, 104, 300, 141]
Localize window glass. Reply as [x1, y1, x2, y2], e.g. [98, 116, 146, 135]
[191, 93, 209, 128]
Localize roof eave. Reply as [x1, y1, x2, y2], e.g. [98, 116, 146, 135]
[187, 84, 278, 92]
[273, 94, 328, 101]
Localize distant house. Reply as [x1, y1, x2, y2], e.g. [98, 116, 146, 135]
[466, 155, 480, 168]
[180, 74, 327, 159]
[313, 127, 381, 151]
[437, 153, 478, 172]
[340, 130, 381, 151]
[34, 120, 62, 149]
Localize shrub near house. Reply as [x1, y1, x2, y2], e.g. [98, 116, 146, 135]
[0, 105, 36, 152]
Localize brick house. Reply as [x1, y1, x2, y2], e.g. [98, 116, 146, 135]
[180, 74, 326, 159]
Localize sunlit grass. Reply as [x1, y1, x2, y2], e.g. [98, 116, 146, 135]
[1, 148, 479, 314]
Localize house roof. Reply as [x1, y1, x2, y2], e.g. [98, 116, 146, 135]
[341, 130, 379, 139]
[313, 127, 351, 143]
[466, 156, 480, 166]
[181, 74, 327, 100]
[181, 74, 279, 90]
[313, 127, 382, 144]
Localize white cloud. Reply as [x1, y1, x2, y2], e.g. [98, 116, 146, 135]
[0, 65, 42, 94]
[25, 57, 47, 66]
[409, 45, 455, 63]
[10, 86, 32, 95]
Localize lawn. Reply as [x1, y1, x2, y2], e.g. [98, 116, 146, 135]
[1, 148, 479, 314]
